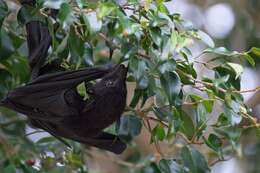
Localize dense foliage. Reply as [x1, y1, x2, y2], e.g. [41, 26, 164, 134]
[0, 0, 260, 172]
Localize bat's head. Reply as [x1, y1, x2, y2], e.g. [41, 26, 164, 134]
[88, 64, 127, 96]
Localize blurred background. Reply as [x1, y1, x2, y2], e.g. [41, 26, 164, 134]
[165, 0, 260, 172]
[1, 0, 260, 172]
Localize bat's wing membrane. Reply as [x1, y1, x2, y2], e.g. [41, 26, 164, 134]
[26, 21, 52, 79]
[1, 67, 111, 121]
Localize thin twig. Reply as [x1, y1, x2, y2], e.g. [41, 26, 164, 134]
[24, 130, 45, 137]
[234, 86, 260, 93]
[209, 156, 233, 166]
[145, 119, 164, 158]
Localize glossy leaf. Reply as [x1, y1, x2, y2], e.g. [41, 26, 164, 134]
[117, 114, 142, 138]
[160, 71, 181, 105]
[0, 0, 8, 28]
[197, 30, 215, 48]
[181, 146, 210, 173]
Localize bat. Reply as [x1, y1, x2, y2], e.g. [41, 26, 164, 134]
[1, 66, 113, 121]
[27, 64, 128, 154]
[1, 65, 127, 154]
[0, 0, 128, 153]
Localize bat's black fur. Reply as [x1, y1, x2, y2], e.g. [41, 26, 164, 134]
[0, 0, 127, 154]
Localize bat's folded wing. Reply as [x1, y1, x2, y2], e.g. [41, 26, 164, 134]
[1, 67, 113, 121]
[25, 20, 52, 79]
[84, 132, 127, 154]
[10, 66, 112, 94]
[29, 119, 126, 154]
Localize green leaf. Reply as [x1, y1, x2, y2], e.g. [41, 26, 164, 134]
[241, 53, 255, 66]
[181, 146, 210, 173]
[159, 159, 172, 173]
[8, 32, 25, 49]
[129, 58, 149, 89]
[130, 89, 142, 108]
[180, 110, 195, 140]
[66, 152, 83, 167]
[214, 126, 241, 142]
[150, 27, 162, 47]
[117, 114, 142, 137]
[83, 12, 102, 33]
[44, 0, 66, 9]
[202, 100, 214, 113]
[0, 0, 8, 28]
[83, 43, 94, 66]
[3, 164, 16, 173]
[144, 0, 152, 11]
[158, 59, 176, 74]
[159, 159, 183, 173]
[153, 107, 169, 121]
[214, 113, 229, 127]
[36, 136, 56, 144]
[57, 3, 75, 28]
[213, 75, 230, 87]
[76, 82, 87, 98]
[196, 104, 207, 124]
[204, 47, 238, 56]
[170, 30, 178, 51]
[205, 134, 222, 152]
[76, 0, 87, 8]
[160, 71, 181, 105]
[97, 2, 116, 19]
[223, 101, 242, 125]
[55, 32, 69, 54]
[17, 5, 43, 26]
[248, 47, 260, 57]
[226, 63, 243, 79]
[152, 124, 166, 141]
[197, 30, 215, 48]
[195, 104, 207, 138]
[68, 29, 84, 59]
[0, 29, 14, 59]
[214, 66, 240, 90]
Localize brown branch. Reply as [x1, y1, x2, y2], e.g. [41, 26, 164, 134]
[145, 119, 164, 158]
[234, 86, 260, 93]
[209, 156, 233, 166]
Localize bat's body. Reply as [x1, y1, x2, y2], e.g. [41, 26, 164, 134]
[1, 63, 127, 154]
[0, 0, 128, 154]
[27, 65, 127, 153]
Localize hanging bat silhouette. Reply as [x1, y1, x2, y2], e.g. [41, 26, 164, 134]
[0, 0, 128, 154]
[1, 65, 127, 154]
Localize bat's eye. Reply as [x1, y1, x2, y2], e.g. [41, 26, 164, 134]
[105, 80, 114, 87]
[87, 89, 94, 95]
